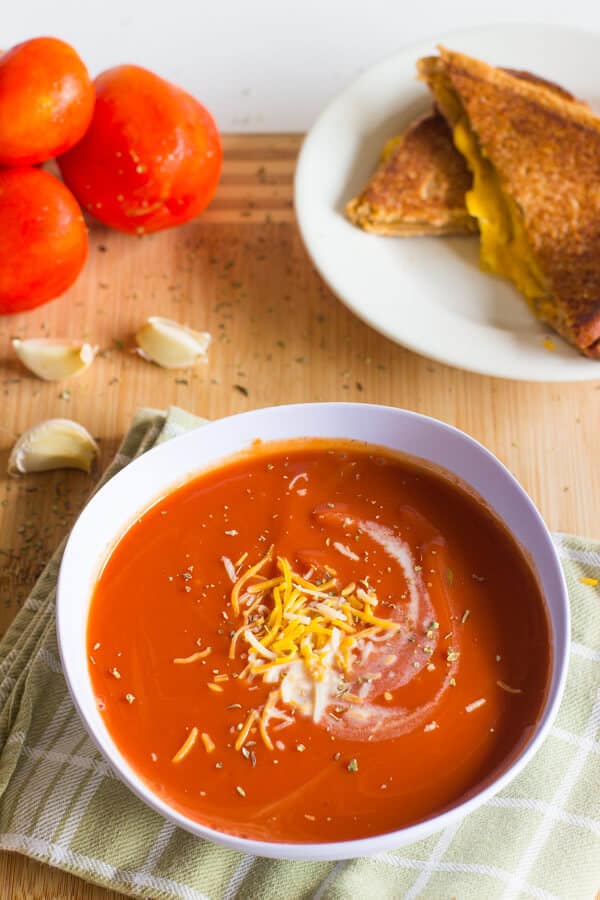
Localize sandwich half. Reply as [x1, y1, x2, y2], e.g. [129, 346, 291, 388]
[419, 48, 600, 358]
[346, 111, 477, 236]
[347, 68, 580, 240]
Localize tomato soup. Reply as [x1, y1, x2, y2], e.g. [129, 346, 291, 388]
[88, 440, 551, 843]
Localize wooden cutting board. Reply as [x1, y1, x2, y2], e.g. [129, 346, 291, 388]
[1, 134, 599, 899]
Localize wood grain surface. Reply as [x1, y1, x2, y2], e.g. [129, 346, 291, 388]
[1, 133, 599, 899]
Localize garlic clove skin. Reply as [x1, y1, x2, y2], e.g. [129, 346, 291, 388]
[12, 338, 98, 381]
[8, 419, 99, 475]
[135, 317, 211, 369]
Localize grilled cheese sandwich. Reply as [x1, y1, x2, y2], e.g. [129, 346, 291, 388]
[419, 49, 600, 356]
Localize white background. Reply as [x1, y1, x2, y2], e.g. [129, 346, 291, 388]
[4, 1, 600, 131]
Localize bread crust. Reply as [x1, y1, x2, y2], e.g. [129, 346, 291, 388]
[422, 48, 600, 357]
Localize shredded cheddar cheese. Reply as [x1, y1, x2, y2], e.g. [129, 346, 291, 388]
[173, 647, 211, 664]
[235, 709, 258, 751]
[228, 553, 402, 748]
[200, 732, 216, 753]
[172, 726, 198, 763]
[258, 716, 274, 751]
[231, 546, 274, 615]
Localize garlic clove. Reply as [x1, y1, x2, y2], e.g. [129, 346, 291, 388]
[8, 419, 99, 475]
[135, 317, 211, 369]
[12, 338, 98, 381]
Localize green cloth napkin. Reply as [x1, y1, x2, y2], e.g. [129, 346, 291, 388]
[1, 407, 599, 900]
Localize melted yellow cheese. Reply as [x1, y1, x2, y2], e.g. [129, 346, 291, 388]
[452, 118, 546, 303]
[381, 135, 403, 162]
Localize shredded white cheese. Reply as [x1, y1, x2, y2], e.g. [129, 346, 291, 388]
[288, 472, 309, 491]
[465, 698, 487, 713]
[221, 556, 237, 583]
[332, 541, 360, 561]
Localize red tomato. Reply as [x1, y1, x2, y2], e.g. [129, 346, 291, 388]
[0, 36, 94, 166]
[0, 168, 88, 314]
[58, 65, 222, 234]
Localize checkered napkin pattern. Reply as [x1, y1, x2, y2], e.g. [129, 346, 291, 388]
[0, 407, 599, 900]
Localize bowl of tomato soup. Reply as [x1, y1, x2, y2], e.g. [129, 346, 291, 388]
[57, 403, 568, 860]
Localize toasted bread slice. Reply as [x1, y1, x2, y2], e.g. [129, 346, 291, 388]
[419, 48, 600, 358]
[346, 112, 477, 236]
[347, 69, 579, 241]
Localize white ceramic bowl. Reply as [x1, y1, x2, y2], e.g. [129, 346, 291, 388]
[56, 403, 569, 861]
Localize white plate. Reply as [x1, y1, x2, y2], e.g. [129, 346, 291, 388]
[295, 24, 600, 382]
